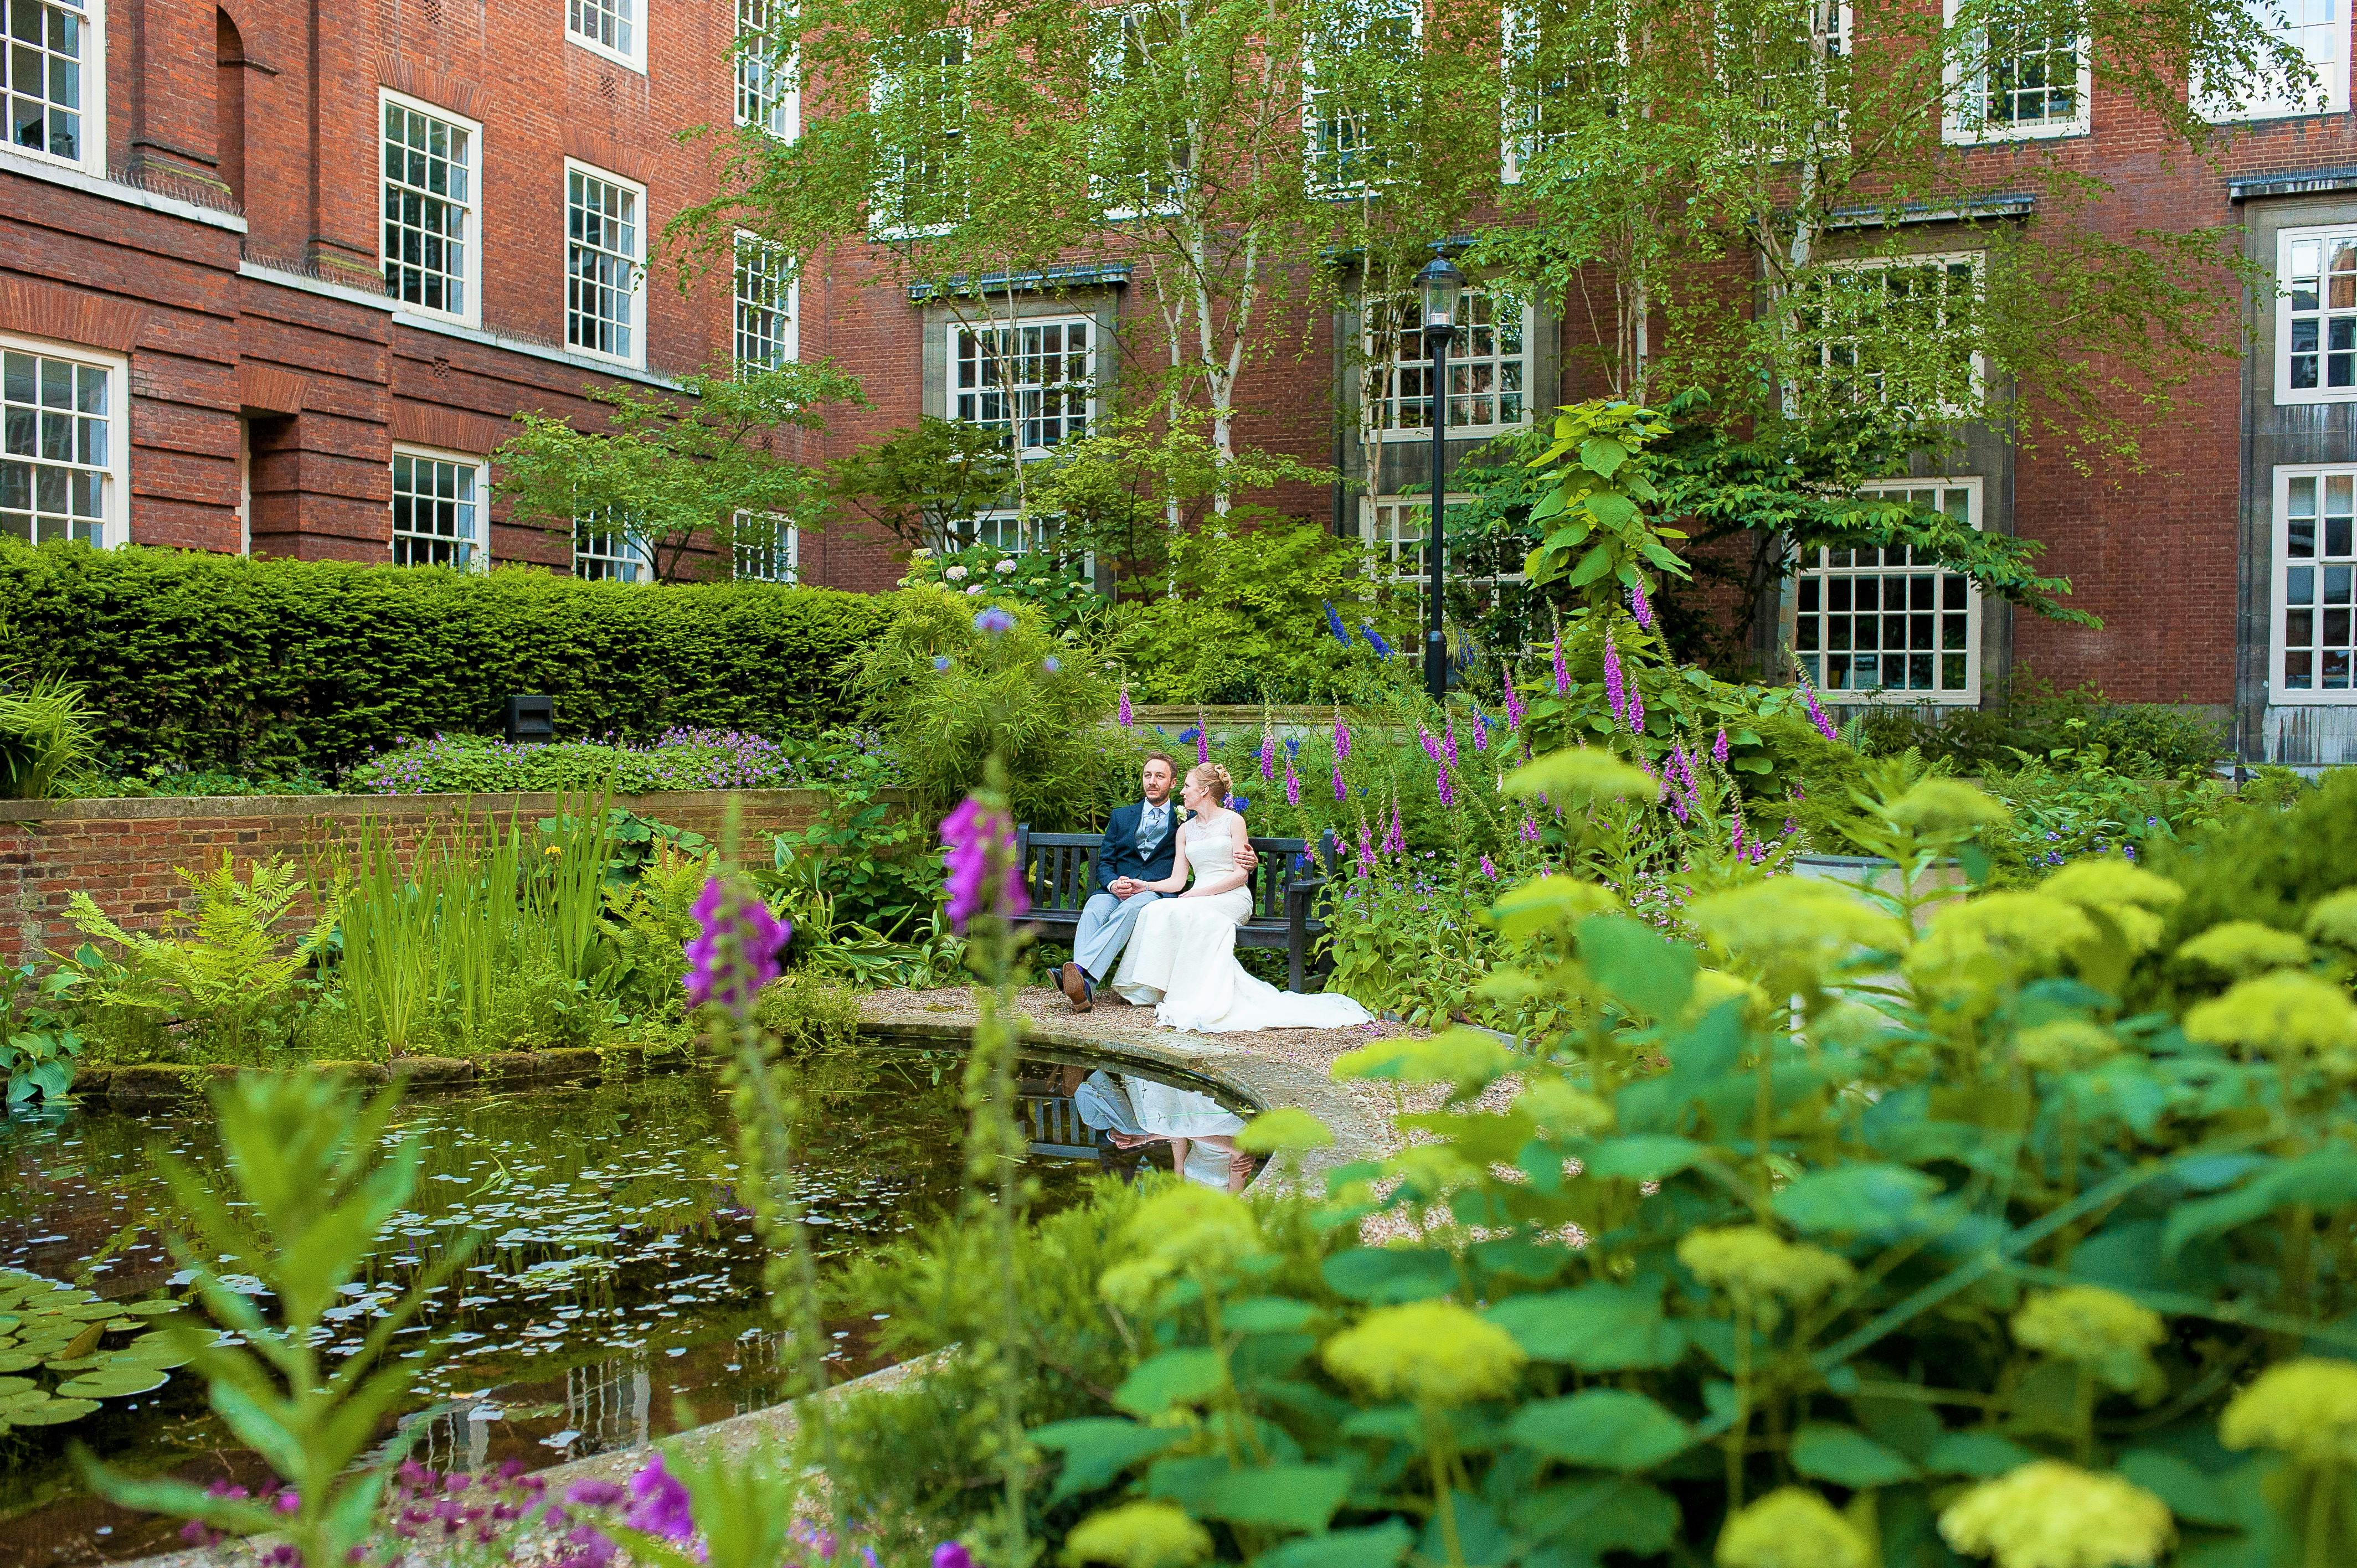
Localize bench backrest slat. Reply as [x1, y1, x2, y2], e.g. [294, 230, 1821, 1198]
[1015, 827, 1315, 919]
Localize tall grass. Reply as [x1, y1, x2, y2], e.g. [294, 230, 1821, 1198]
[0, 667, 97, 799]
[322, 792, 620, 1056]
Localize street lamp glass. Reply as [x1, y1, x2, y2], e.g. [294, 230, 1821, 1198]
[1418, 256, 1463, 333]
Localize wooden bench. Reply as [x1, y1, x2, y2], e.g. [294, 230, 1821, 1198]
[1013, 826, 1339, 993]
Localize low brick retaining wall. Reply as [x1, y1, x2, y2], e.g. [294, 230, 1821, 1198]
[0, 788, 835, 967]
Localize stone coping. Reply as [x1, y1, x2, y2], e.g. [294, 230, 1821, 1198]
[0, 787, 837, 826]
[113, 1007, 1377, 1568]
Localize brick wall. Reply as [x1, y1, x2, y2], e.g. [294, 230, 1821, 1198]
[0, 787, 835, 968]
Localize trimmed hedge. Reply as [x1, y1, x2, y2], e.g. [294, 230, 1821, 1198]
[1, 543, 897, 777]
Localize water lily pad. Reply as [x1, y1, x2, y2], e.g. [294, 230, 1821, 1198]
[59, 1366, 169, 1398]
[119, 1337, 194, 1369]
[0, 1353, 37, 1373]
[0, 1377, 35, 1398]
[45, 1356, 102, 1373]
[58, 1322, 103, 1360]
[119, 1301, 181, 1317]
[0, 1314, 21, 1332]
[58, 1301, 118, 1321]
[104, 1317, 142, 1332]
[4, 1396, 101, 1425]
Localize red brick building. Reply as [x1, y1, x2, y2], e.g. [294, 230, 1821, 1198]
[3, 2, 2356, 762]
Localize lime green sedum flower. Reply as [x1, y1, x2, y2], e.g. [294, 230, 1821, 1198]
[1716, 1487, 1874, 1568]
[1677, 1225, 1856, 1312]
[2175, 920, 2313, 977]
[2040, 860, 2183, 956]
[1098, 1184, 1264, 1311]
[1062, 1502, 1213, 1568]
[2304, 888, 2357, 950]
[1503, 747, 1658, 802]
[1887, 777, 2013, 834]
[1333, 1029, 1514, 1096]
[1687, 880, 1910, 981]
[1908, 893, 2097, 1008]
[1938, 1461, 2174, 1568]
[1684, 967, 1773, 1027]
[2220, 1357, 2357, 1468]
[2014, 1019, 2122, 1074]
[2183, 969, 2357, 1071]
[2011, 1286, 2166, 1393]
[1234, 1107, 1334, 1154]
[1323, 1299, 1527, 1406]
[1517, 1076, 1617, 1138]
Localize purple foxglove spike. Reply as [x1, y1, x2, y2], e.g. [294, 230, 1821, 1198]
[1712, 726, 1729, 765]
[1552, 628, 1570, 695]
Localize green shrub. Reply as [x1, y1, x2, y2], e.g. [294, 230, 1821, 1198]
[1856, 681, 2227, 779]
[0, 540, 895, 777]
[2140, 764, 2357, 975]
[345, 727, 895, 795]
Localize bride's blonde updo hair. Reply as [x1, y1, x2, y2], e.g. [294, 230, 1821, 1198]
[1186, 762, 1233, 804]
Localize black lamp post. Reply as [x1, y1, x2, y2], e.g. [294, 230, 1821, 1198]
[1416, 253, 1463, 702]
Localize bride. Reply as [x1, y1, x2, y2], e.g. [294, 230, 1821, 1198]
[1111, 762, 1374, 1033]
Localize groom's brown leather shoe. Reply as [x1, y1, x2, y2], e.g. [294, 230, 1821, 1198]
[1059, 961, 1093, 1012]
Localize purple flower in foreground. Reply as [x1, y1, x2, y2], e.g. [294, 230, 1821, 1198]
[1552, 628, 1570, 695]
[1285, 762, 1301, 807]
[1260, 732, 1277, 781]
[684, 878, 789, 1016]
[1630, 580, 1654, 631]
[1480, 854, 1498, 878]
[1470, 703, 1490, 752]
[973, 606, 1016, 635]
[1604, 634, 1627, 726]
[1798, 673, 1838, 741]
[621, 1454, 693, 1543]
[1520, 812, 1542, 844]
[1118, 681, 1134, 728]
[1332, 761, 1346, 802]
[566, 1479, 628, 1509]
[1443, 714, 1459, 767]
[933, 1545, 976, 1568]
[1334, 709, 1353, 759]
[1713, 726, 1730, 765]
[1627, 674, 1646, 739]
[1436, 766, 1455, 807]
[1504, 677, 1525, 730]
[1382, 802, 1407, 855]
[940, 795, 1027, 933]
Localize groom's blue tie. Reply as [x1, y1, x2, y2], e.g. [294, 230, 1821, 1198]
[1136, 803, 1166, 854]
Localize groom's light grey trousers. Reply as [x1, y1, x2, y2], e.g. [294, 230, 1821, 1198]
[1073, 889, 1161, 982]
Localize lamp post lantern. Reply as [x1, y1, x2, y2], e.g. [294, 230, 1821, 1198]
[1416, 253, 1463, 702]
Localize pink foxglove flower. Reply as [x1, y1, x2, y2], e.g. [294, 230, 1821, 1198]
[1471, 705, 1489, 752]
[1479, 854, 1498, 879]
[940, 796, 1027, 933]
[1552, 626, 1570, 695]
[1712, 726, 1730, 764]
[1332, 761, 1346, 801]
[621, 1455, 693, 1543]
[1627, 677, 1646, 739]
[1603, 633, 1627, 726]
[1118, 682, 1134, 728]
[684, 877, 789, 1016]
[1520, 812, 1542, 844]
[1630, 580, 1654, 631]
[1419, 725, 1442, 764]
[1196, 712, 1212, 765]
[1259, 730, 1277, 781]
[1436, 766, 1455, 807]
[1285, 761, 1301, 807]
[1504, 677, 1525, 730]
[1443, 714, 1458, 767]
[1334, 706, 1352, 760]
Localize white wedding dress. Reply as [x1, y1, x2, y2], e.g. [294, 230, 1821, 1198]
[1111, 816, 1375, 1033]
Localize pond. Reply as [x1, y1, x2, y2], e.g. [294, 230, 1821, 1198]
[0, 1045, 1252, 1567]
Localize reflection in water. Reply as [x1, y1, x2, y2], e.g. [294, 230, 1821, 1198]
[1033, 1066, 1257, 1194]
[0, 1049, 1224, 1568]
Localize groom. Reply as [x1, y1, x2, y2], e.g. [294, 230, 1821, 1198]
[1058, 751, 1255, 1012]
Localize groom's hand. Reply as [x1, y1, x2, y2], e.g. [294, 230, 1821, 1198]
[1110, 876, 1139, 897]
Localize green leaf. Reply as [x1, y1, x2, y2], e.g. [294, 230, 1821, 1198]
[1773, 1163, 1941, 1239]
[1506, 1390, 1694, 1471]
[1031, 1419, 1186, 1503]
[57, 1365, 169, 1399]
[1567, 543, 1615, 588]
[1516, 1477, 1681, 1555]
[5, 1395, 98, 1425]
[1485, 1284, 1687, 1370]
[1322, 1247, 1456, 1303]
[1199, 1464, 1354, 1531]
[1581, 1135, 1707, 1181]
[1250, 1520, 1414, 1568]
[1578, 436, 1630, 478]
[1792, 1422, 1921, 1488]
[2119, 1448, 2245, 1528]
[1111, 1350, 1226, 1417]
[1578, 915, 1698, 1019]
[2163, 1148, 2357, 1257]
[1225, 1297, 1321, 1333]
[1924, 1431, 2039, 1478]
[1583, 493, 1640, 530]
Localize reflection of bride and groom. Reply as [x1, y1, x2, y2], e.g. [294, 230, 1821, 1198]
[1053, 751, 1371, 1189]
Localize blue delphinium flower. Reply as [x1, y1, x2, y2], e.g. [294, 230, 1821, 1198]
[1324, 601, 1350, 644]
[1361, 623, 1394, 658]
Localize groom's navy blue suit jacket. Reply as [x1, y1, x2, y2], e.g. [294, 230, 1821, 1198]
[1092, 800, 1182, 897]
